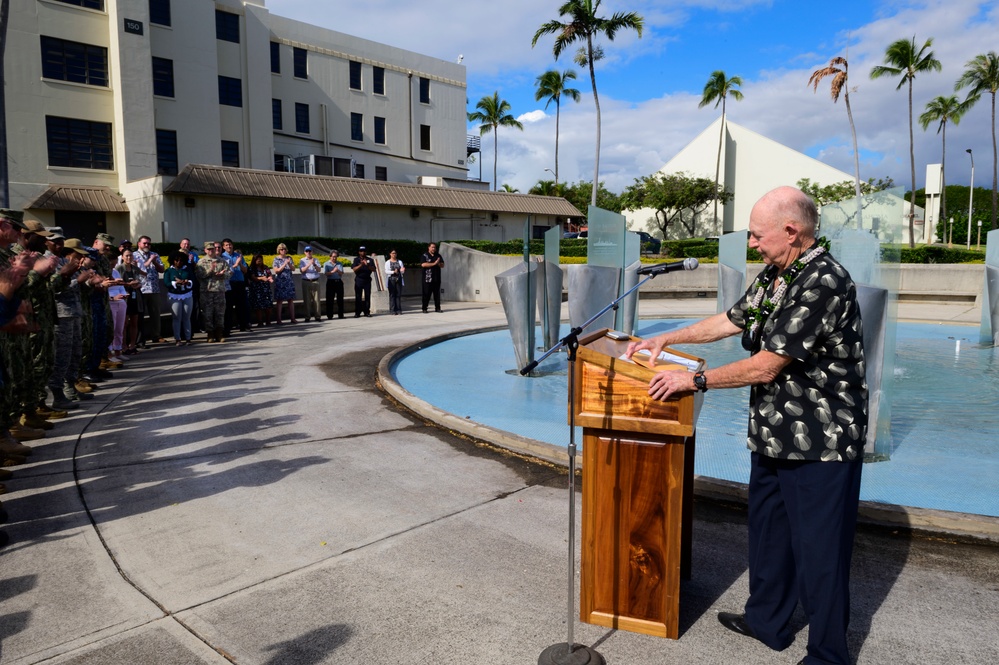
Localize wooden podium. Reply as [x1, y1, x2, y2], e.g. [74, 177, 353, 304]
[573, 329, 704, 639]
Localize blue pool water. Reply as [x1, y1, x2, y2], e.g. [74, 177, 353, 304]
[393, 321, 999, 517]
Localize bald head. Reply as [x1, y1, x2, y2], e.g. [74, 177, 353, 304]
[753, 186, 818, 238]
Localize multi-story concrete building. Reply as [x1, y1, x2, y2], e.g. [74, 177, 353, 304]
[5, 0, 576, 243]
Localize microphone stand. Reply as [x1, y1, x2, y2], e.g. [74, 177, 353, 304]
[523, 271, 662, 665]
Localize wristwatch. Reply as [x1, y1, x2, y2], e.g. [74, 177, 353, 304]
[693, 371, 708, 392]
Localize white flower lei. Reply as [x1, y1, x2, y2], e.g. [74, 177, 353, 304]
[746, 239, 829, 339]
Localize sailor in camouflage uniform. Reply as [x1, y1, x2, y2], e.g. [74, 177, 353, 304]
[196, 242, 231, 342]
[0, 210, 56, 454]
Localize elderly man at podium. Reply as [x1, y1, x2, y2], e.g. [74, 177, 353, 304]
[626, 185, 867, 665]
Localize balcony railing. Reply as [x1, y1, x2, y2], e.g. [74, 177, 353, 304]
[466, 134, 481, 155]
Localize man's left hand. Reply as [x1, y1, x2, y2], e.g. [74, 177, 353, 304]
[648, 370, 694, 401]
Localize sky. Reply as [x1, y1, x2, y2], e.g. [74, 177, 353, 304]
[272, 0, 998, 197]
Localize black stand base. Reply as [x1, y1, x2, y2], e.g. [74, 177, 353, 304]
[538, 643, 606, 665]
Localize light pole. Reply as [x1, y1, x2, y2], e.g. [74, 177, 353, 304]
[966, 149, 974, 250]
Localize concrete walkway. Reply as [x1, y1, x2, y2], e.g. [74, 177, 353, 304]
[0, 300, 996, 664]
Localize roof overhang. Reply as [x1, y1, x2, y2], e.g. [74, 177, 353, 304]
[24, 185, 129, 212]
[164, 164, 583, 218]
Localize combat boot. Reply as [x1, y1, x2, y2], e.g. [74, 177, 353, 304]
[9, 424, 45, 441]
[0, 431, 33, 456]
[74, 380, 94, 394]
[21, 412, 53, 431]
[36, 404, 69, 419]
[1, 454, 25, 467]
[0, 466, 12, 480]
[49, 395, 78, 411]
[63, 383, 92, 402]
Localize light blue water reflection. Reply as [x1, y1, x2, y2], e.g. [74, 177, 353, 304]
[393, 321, 998, 516]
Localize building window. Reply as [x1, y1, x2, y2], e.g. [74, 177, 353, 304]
[333, 158, 351, 177]
[375, 166, 387, 181]
[218, 76, 242, 107]
[46, 116, 113, 170]
[270, 41, 280, 74]
[350, 113, 363, 142]
[374, 116, 386, 145]
[51, 0, 103, 9]
[215, 11, 239, 43]
[420, 124, 431, 151]
[373, 66, 385, 95]
[272, 99, 282, 130]
[221, 140, 239, 167]
[295, 103, 309, 134]
[149, 0, 170, 26]
[353, 163, 364, 179]
[293, 47, 307, 78]
[156, 129, 178, 175]
[151, 57, 174, 97]
[40, 36, 108, 87]
[419, 77, 430, 104]
[349, 61, 362, 91]
[274, 153, 288, 172]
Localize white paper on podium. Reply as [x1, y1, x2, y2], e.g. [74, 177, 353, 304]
[622, 349, 700, 371]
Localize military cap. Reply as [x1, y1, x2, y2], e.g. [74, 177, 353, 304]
[0, 208, 28, 230]
[46, 227, 66, 240]
[95, 232, 115, 245]
[204, 241, 217, 251]
[63, 238, 90, 255]
[23, 220, 54, 237]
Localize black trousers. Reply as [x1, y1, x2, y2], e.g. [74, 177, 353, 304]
[326, 280, 344, 318]
[388, 277, 403, 313]
[354, 280, 371, 315]
[743, 453, 863, 665]
[421, 279, 441, 312]
[229, 281, 249, 331]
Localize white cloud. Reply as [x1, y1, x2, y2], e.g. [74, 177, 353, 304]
[517, 110, 549, 124]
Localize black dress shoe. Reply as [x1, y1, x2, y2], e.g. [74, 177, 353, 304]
[718, 612, 757, 640]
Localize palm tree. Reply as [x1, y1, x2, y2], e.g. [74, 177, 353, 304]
[956, 51, 999, 230]
[870, 36, 942, 247]
[698, 71, 743, 229]
[532, 0, 644, 208]
[500, 184, 520, 193]
[809, 57, 864, 229]
[1, 0, 11, 206]
[535, 69, 581, 195]
[467, 92, 524, 192]
[919, 96, 968, 234]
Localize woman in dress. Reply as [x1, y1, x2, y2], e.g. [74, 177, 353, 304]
[272, 243, 297, 324]
[248, 254, 274, 326]
[118, 249, 143, 354]
[384, 249, 405, 315]
[163, 250, 195, 344]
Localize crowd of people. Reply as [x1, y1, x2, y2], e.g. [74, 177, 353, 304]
[0, 223, 449, 547]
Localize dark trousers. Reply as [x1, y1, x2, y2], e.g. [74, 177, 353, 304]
[354, 280, 371, 316]
[744, 453, 863, 665]
[141, 293, 162, 341]
[326, 280, 344, 318]
[225, 281, 249, 332]
[388, 277, 403, 313]
[422, 279, 441, 312]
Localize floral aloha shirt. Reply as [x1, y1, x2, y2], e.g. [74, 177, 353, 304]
[727, 252, 868, 462]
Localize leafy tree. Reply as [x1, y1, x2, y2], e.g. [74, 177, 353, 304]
[797, 177, 896, 206]
[532, 0, 644, 207]
[620, 172, 732, 239]
[535, 69, 580, 194]
[809, 57, 863, 228]
[560, 179, 622, 216]
[870, 36, 942, 247]
[698, 70, 743, 227]
[919, 95, 968, 224]
[467, 92, 524, 192]
[500, 184, 519, 193]
[956, 51, 999, 230]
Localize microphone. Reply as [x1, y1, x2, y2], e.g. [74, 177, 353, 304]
[637, 257, 699, 276]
